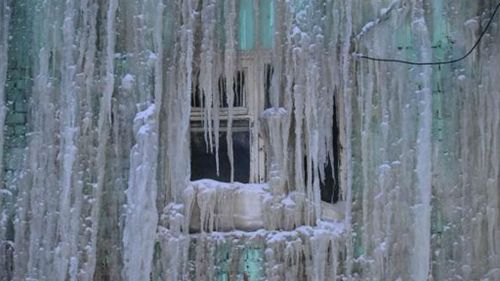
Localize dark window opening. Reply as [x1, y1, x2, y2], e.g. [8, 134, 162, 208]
[321, 98, 341, 204]
[264, 64, 273, 108]
[304, 156, 340, 204]
[191, 70, 246, 108]
[320, 156, 340, 204]
[304, 98, 341, 204]
[191, 69, 202, 107]
[190, 121, 250, 183]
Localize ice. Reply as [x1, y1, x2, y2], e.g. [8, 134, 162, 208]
[0, 0, 8, 185]
[1, 0, 500, 280]
[121, 74, 135, 90]
[223, 0, 237, 182]
[261, 107, 288, 196]
[123, 105, 159, 281]
[85, 0, 119, 279]
[186, 179, 307, 232]
[199, 0, 218, 157]
[411, 2, 433, 279]
[0, 3, 9, 279]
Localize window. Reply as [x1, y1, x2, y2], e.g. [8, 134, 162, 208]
[189, 0, 275, 184]
[188, 0, 342, 205]
[191, 70, 248, 111]
[190, 55, 268, 183]
[190, 120, 250, 182]
[320, 99, 341, 204]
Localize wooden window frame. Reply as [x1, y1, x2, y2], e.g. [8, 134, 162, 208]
[190, 51, 271, 183]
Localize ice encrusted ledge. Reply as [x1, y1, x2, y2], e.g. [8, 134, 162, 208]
[156, 180, 346, 280]
[184, 179, 345, 233]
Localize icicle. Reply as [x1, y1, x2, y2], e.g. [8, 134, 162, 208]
[291, 33, 305, 195]
[167, 0, 194, 201]
[85, 0, 118, 278]
[200, 0, 217, 153]
[121, 0, 165, 278]
[123, 105, 159, 281]
[261, 107, 288, 195]
[197, 182, 217, 232]
[215, 184, 236, 230]
[0, 0, 9, 188]
[4, 1, 500, 280]
[341, 0, 353, 276]
[410, 1, 433, 280]
[281, 3, 294, 193]
[224, 0, 237, 182]
[0, 1, 10, 279]
[157, 203, 190, 281]
[152, 1, 164, 115]
[53, 1, 79, 280]
[270, 0, 284, 108]
[14, 1, 61, 279]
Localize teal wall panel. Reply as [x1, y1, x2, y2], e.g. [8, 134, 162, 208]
[239, 0, 255, 50]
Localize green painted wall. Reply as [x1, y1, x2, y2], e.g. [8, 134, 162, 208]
[239, 0, 274, 50]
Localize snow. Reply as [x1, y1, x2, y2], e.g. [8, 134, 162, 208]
[123, 104, 159, 281]
[120, 74, 134, 90]
[186, 179, 324, 232]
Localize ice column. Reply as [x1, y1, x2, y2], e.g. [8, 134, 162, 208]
[86, 0, 118, 278]
[122, 0, 164, 280]
[410, 1, 432, 280]
[123, 105, 159, 281]
[339, 0, 353, 275]
[166, 0, 194, 202]
[224, 0, 237, 182]
[53, 1, 80, 280]
[0, 1, 10, 279]
[261, 107, 288, 195]
[199, 0, 218, 156]
[0, 0, 8, 186]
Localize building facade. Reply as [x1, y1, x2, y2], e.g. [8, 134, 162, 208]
[0, 0, 499, 280]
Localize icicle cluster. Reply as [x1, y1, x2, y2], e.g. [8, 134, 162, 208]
[160, 223, 345, 281]
[185, 179, 318, 233]
[261, 0, 353, 225]
[351, 0, 500, 280]
[0, 0, 498, 280]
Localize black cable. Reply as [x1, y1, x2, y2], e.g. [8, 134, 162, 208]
[355, 1, 500, 66]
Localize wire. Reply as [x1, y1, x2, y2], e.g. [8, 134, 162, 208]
[355, 1, 500, 66]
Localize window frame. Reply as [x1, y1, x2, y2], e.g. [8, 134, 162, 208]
[189, 51, 271, 184]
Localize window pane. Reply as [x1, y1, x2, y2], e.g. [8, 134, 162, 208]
[219, 70, 246, 108]
[191, 70, 246, 108]
[320, 157, 340, 203]
[264, 64, 273, 108]
[191, 129, 250, 182]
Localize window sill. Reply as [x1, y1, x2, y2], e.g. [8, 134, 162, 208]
[185, 179, 344, 233]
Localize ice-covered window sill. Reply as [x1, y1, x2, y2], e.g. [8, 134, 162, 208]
[185, 179, 344, 233]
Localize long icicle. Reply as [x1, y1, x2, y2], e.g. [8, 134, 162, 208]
[0, 1, 10, 278]
[410, 0, 432, 279]
[224, 0, 236, 182]
[54, 0, 79, 279]
[85, 0, 118, 278]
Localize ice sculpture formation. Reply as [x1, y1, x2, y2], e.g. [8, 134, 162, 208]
[0, 0, 499, 280]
